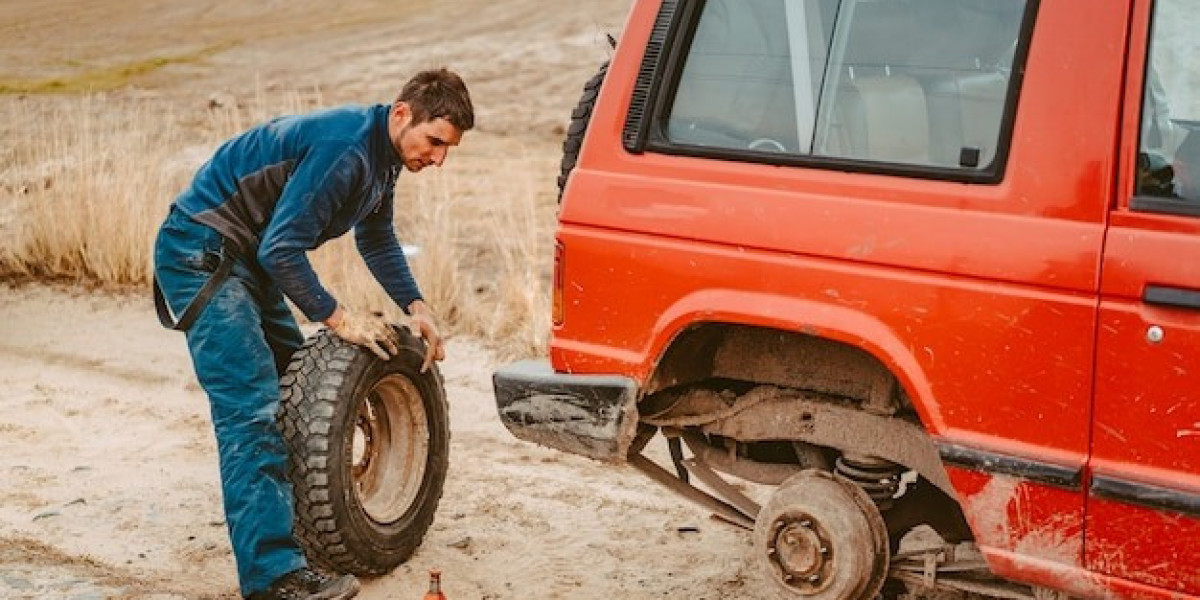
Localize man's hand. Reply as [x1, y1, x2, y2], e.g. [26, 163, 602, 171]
[407, 300, 445, 373]
[325, 306, 400, 361]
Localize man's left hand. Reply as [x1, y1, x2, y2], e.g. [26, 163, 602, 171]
[407, 300, 445, 373]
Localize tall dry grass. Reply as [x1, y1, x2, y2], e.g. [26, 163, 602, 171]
[0, 91, 557, 358]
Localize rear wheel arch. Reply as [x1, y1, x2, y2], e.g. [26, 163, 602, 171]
[642, 320, 945, 479]
[646, 322, 902, 409]
[641, 293, 939, 427]
[639, 316, 975, 551]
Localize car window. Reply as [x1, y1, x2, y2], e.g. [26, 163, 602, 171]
[1135, 0, 1200, 205]
[662, 0, 1028, 176]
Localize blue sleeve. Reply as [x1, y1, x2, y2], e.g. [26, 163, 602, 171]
[258, 145, 363, 322]
[355, 190, 424, 313]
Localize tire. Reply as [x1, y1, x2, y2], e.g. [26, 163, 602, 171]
[557, 61, 609, 202]
[278, 327, 449, 576]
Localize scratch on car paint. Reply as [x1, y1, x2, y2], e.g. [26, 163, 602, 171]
[1011, 516, 1080, 567]
[1145, 561, 1171, 574]
[1177, 423, 1200, 438]
[1096, 422, 1127, 443]
[1089, 536, 1198, 593]
[847, 236, 877, 258]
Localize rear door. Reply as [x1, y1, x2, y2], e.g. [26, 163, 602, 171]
[1087, 0, 1200, 593]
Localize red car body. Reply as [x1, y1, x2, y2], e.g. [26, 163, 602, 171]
[496, 0, 1200, 597]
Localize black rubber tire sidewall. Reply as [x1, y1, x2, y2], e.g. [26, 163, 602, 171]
[557, 61, 609, 202]
[279, 328, 449, 576]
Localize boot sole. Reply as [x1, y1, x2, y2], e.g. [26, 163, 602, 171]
[311, 574, 360, 600]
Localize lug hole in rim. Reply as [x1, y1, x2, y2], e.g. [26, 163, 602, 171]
[352, 403, 377, 478]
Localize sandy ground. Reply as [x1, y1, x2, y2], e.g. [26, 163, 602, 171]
[0, 284, 785, 599]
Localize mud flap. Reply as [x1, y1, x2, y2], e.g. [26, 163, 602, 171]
[492, 359, 639, 462]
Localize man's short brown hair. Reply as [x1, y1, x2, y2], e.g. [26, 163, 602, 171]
[397, 68, 474, 132]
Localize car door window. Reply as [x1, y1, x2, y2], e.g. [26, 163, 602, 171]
[1135, 0, 1200, 204]
[661, 0, 1030, 179]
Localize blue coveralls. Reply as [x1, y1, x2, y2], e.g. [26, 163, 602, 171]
[153, 104, 423, 597]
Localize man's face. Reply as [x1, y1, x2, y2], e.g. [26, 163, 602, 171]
[389, 102, 463, 173]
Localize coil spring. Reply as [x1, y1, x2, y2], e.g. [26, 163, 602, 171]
[835, 454, 902, 509]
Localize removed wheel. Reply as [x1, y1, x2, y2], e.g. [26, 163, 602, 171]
[753, 469, 890, 599]
[279, 326, 449, 576]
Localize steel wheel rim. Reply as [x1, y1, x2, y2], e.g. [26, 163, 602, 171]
[350, 374, 429, 524]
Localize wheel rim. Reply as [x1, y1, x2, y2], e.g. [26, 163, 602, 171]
[350, 374, 429, 524]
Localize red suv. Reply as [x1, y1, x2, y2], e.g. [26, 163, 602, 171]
[493, 0, 1200, 597]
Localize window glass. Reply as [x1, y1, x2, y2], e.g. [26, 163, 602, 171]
[665, 0, 1027, 173]
[1136, 0, 1200, 203]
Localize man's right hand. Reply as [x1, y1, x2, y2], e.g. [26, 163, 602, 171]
[326, 306, 400, 361]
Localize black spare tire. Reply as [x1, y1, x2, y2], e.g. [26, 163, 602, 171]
[557, 61, 609, 202]
[278, 326, 449, 576]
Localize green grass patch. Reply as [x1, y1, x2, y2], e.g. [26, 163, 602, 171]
[0, 44, 233, 94]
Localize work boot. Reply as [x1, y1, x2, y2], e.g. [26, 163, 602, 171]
[247, 568, 360, 600]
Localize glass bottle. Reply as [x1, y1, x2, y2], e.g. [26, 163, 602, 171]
[423, 569, 445, 600]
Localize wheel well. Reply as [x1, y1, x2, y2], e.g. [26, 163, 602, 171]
[646, 323, 901, 413]
[640, 323, 973, 547]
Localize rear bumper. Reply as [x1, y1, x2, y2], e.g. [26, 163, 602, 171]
[492, 359, 639, 462]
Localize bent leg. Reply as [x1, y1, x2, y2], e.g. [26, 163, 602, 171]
[186, 278, 306, 596]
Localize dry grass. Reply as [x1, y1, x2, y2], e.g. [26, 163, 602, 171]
[0, 91, 557, 358]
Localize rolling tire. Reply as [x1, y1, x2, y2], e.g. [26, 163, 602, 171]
[279, 327, 449, 576]
[753, 469, 890, 599]
[557, 61, 609, 202]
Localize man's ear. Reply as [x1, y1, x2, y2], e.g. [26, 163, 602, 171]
[391, 101, 413, 128]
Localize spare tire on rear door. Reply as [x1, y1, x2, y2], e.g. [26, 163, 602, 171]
[278, 326, 449, 576]
[557, 61, 609, 202]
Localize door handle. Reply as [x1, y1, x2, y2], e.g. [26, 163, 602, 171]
[1144, 285, 1200, 310]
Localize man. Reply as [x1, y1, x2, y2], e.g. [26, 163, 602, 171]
[153, 68, 473, 600]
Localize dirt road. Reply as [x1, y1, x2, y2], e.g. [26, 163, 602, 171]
[0, 284, 783, 599]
